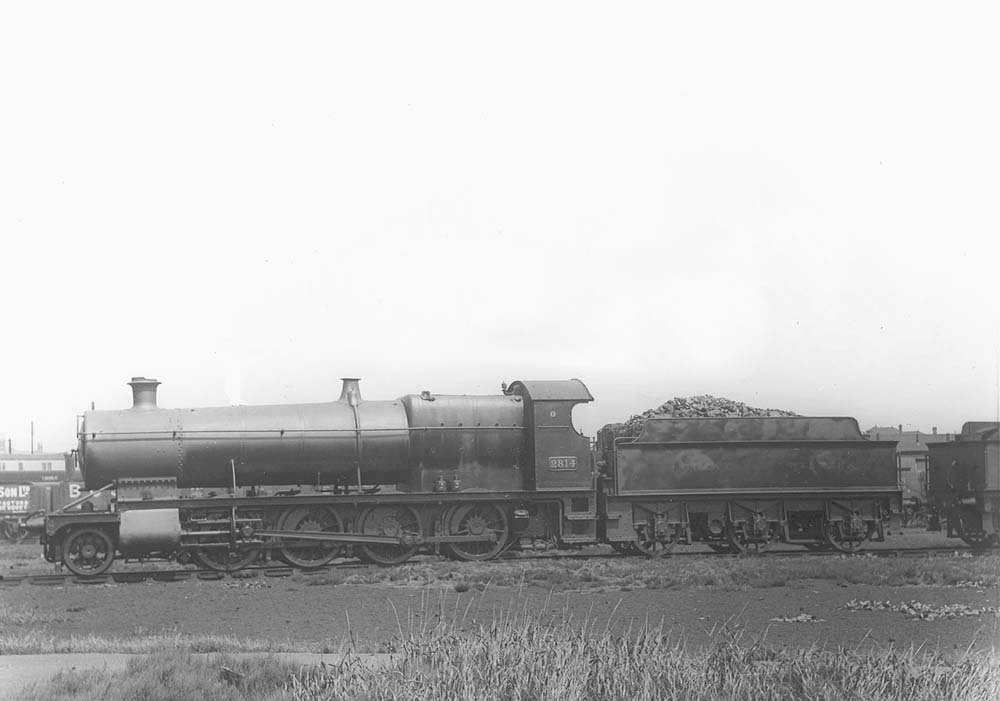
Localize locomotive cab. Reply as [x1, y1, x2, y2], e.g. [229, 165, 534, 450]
[504, 380, 594, 492]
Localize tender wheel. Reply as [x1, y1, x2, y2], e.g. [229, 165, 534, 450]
[356, 506, 421, 565]
[610, 541, 641, 555]
[707, 541, 734, 553]
[634, 519, 677, 557]
[62, 528, 115, 576]
[276, 506, 343, 569]
[443, 503, 509, 561]
[725, 518, 774, 554]
[958, 533, 997, 549]
[952, 507, 996, 549]
[803, 542, 832, 552]
[822, 517, 873, 553]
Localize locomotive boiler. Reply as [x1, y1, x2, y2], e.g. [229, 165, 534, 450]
[79, 377, 534, 493]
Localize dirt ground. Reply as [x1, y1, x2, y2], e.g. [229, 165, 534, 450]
[2, 528, 998, 657]
[2, 541, 998, 656]
[2, 575, 999, 655]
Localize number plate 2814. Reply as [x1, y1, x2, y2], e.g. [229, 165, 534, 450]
[548, 456, 578, 471]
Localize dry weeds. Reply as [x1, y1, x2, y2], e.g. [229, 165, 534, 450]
[16, 602, 1000, 701]
[290, 553, 1000, 593]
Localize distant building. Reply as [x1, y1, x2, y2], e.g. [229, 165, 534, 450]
[0, 452, 70, 483]
[864, 425, 954, 503]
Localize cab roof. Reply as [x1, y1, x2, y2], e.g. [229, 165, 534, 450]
[506, 379, 593, 402]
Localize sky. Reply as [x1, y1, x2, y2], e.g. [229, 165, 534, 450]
[1, 2, 998, 452]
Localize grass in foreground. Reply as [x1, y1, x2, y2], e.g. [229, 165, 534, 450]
[18, 607, 1000, 701]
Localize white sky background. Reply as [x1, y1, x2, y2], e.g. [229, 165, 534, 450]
[1, 2, 998, 451]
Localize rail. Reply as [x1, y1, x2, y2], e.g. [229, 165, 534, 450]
[1, 544, 996, 587]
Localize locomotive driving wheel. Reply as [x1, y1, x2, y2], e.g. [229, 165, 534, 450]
[190, 510, 261, 572]
[356, 505, 421, 565]
[276, 505, 344, 568]
[443, 503, 509, 561]
[62, 528, 115, 576]
[193, 544, 261, 572]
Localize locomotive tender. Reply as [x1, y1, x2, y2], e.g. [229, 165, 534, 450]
[39, 376, 902, 575]
[926, 421, 1000, 548]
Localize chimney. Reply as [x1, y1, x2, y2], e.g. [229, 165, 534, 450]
[338, 378, 362, 407]
[898, 424, 902, 433]
[128, 377, 161, 410]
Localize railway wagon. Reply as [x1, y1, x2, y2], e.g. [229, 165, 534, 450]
[0, 454, 77, 540]
[1, 482, 89, 540]
[927, 421, 1000, 548]
[1, 483, 37, 539]
[599, 417, 900, 554]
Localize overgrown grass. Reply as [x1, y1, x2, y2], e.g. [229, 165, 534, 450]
[18, 607, 1000, 701]
[19, 651, 315, 701]
[290, 554, 1000, 592]
[0, 630, 344, 655]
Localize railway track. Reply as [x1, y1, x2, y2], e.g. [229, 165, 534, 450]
[1, 545, 995, 587]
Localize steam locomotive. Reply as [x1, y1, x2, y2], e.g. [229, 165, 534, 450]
[926, 422, 1000, 548]
[30, 375, 916, 576]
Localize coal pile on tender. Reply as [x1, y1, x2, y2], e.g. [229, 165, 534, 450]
[604, 395, 800, 440]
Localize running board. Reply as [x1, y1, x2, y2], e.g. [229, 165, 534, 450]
[253, 530, 498, 546]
